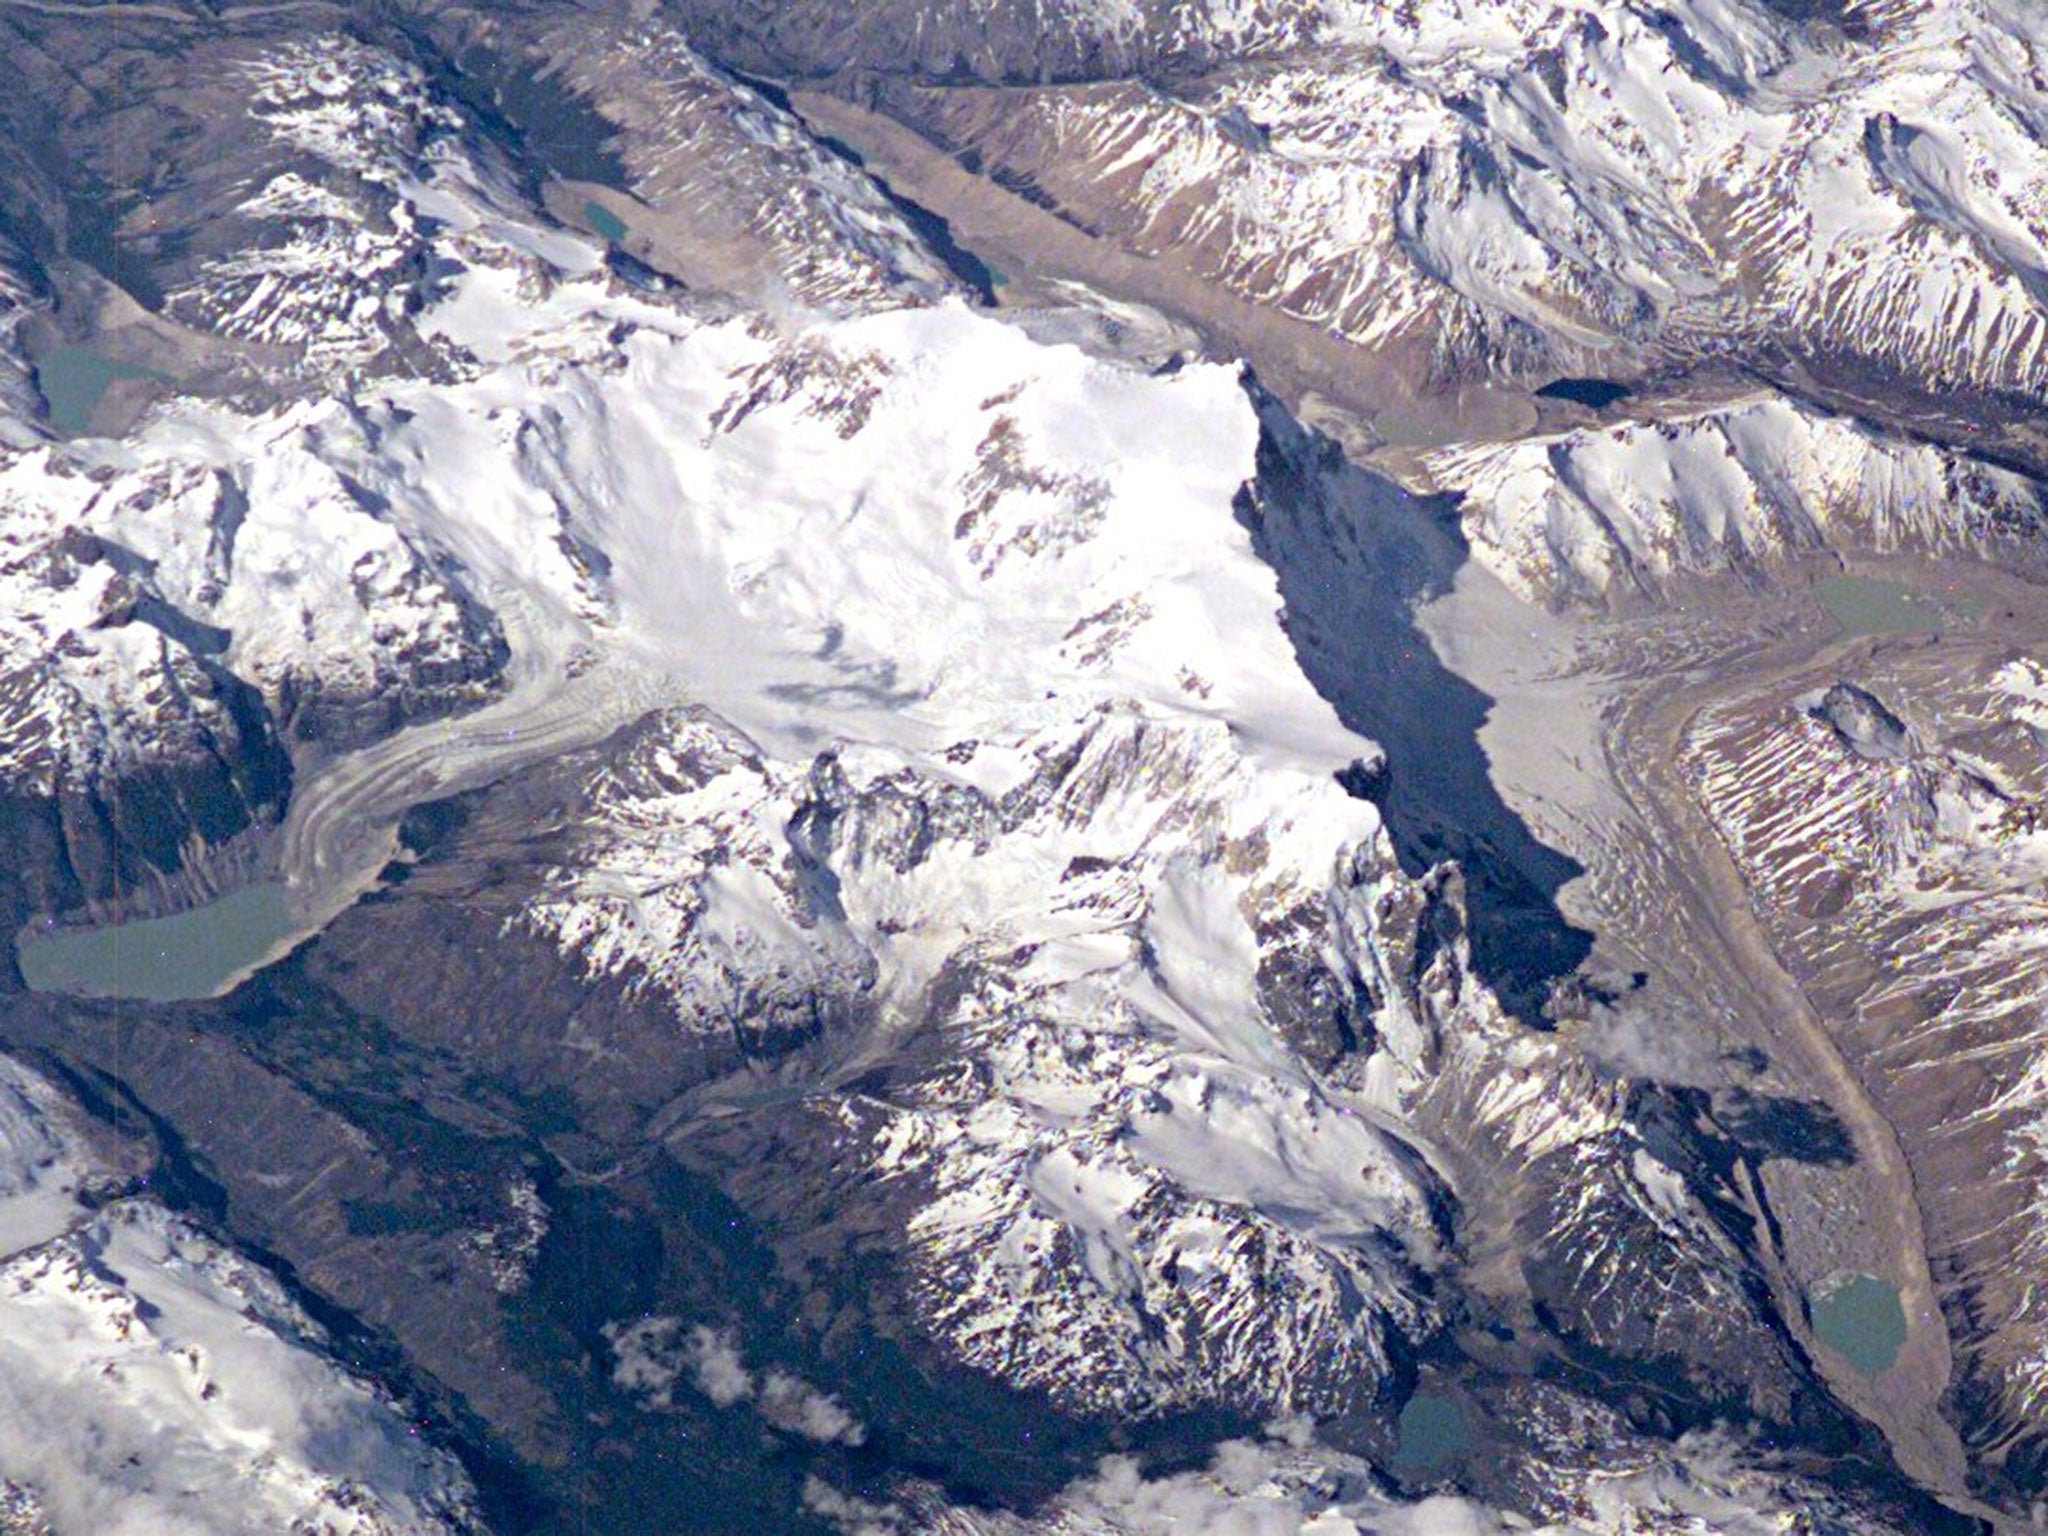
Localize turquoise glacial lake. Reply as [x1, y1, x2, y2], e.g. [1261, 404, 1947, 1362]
[17, 883, 298, 1002]
[584, 200, 629, 244]
[1810, 1273, 1907, 1376]
[33, 346, 158, 436]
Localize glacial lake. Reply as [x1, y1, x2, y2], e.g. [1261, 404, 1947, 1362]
[1809, 1273, 1907, 1376]
[1533, 376, 1631, 409]
[16, 883, 298, 1002]
[584, 200, 628, 244]
[1393, 1391, 1469, 1470]
[33, 346, 158, 436]
[1816, 575, 1970, 637]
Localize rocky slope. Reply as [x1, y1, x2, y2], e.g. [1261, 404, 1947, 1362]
[1686, 648, 2048, 1491]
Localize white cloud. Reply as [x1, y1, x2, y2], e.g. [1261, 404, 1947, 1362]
[1055, 1446, 1532, 1536]
[1577, 990, 1739, 1089]
[758, 1369, 867, 1446]
[801, 1476, 904, 1536]
[686, 1326, 757, 1410]
[604, 1318, 865, 1444]
[799, 1432, 1530, 1536]
[797, 1424, 1902, 1536]
[604, 1317, 686, 1407]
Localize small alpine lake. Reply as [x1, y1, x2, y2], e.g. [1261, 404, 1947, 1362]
[33, 346, 160, 436]
[1533, 376, 1631, 409]
[1816, 574, 1974, 637]
[1393, 1390, 1470, 1471]
[1809, 1273, 1908, 1376]
[583, 200, 629, 245]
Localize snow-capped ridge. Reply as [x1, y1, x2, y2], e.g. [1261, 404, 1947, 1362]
[1428, 393, 2047, 602]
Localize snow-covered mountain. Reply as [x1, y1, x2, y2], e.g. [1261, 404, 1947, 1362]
[285, 255, 1462, 1423]
[261, 255, 1906, 1519]
[0, 1053, 483, 1535]
[1428, 393, 2048, 602]
[0, 4, 2036, 1534]
[832, 0, 2048, 412]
